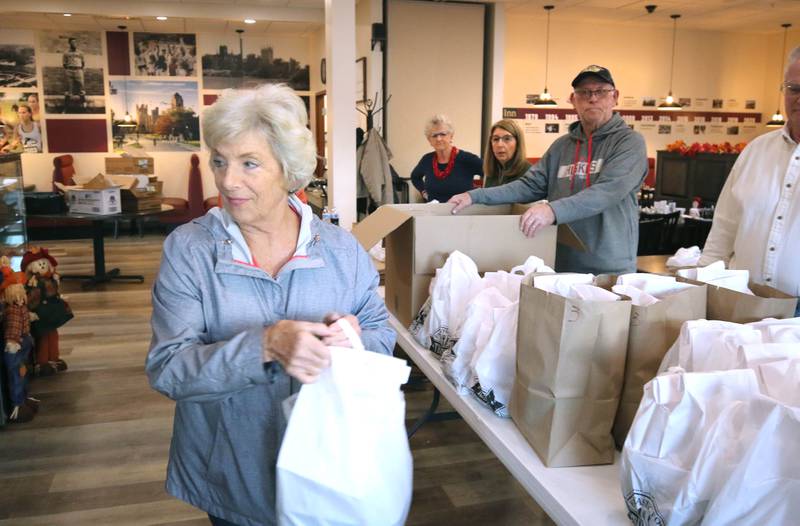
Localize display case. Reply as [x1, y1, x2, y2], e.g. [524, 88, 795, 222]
[0, 153, 28, 261]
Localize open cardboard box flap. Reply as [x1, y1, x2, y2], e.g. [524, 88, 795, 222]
[55, 174, 121, 193]
[107, 174, 139, 190]
[352, 202, 586, 253]
[355, 203, 585, 326]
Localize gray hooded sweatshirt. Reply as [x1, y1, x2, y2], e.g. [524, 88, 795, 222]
[469, 113, 647, 274]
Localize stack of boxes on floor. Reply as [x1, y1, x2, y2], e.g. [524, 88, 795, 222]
[0, 247, 73, 425]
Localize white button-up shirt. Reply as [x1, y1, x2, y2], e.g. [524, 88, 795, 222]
[699, 127, 800, 297]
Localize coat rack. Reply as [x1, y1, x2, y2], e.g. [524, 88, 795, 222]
[357, 92, 391, 131]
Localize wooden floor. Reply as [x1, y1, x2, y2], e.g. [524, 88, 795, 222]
[0, 234, 555, 526]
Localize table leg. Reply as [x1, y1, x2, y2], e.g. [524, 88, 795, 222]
[407, 387, 461, 438]
[60, 219, 145, 288]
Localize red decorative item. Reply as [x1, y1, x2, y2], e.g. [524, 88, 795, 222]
[666, 140, 747, 157]
[432, 147, 459, 179]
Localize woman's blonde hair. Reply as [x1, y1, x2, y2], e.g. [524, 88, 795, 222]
[483, 119, 528, 184]
[202, 84, 316, 192]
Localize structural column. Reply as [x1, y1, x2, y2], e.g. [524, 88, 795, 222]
[325, 0, 357, 229]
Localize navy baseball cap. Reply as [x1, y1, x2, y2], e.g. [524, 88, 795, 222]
[571, 65, 615, 88]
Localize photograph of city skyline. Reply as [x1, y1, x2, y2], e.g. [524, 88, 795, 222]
[202, 40, 309, 91]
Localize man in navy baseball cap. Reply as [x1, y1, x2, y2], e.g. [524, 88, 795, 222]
[571, 64, 615, 88]
[449, 61, 648, 276]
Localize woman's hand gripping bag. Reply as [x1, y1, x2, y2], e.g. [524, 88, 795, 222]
[276, 320, 413, 526]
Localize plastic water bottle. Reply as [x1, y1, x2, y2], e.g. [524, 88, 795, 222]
[330, 207, 340, 226]
[322, 206, 332, 223]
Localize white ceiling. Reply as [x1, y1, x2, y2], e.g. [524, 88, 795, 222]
[0, 0, 797, 34]
[0, 13, 321, 37]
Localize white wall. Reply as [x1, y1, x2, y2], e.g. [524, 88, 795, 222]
[504, 17, 800, 157]
[21, 150, 218, 199]
[386, 0, 485, 183]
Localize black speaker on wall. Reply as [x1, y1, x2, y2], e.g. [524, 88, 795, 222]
[371, 23, 386, 51]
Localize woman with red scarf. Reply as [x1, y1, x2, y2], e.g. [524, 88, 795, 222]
[410, 114, 482, 202]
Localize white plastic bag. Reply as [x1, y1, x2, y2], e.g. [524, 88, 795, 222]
[416, 251, 482, 355]
[621, 368, 762, 525]
[756, 358, 800, 406]
[277, 320, 413, 526]
[657, 319, 759, 373]
[615, 272, 695, 299]
[700, 398, 800, 525]
[677, 261, 753, 295]
[471, 301, 519, 417]
[441, 288, 510, 395]
[666, 246, 701, 268]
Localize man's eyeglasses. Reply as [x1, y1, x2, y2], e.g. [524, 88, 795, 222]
[429, 131, 450, 139]
[781, 82, 800, 97]
[490, 135, 516, 144]
[573, 88, 615, 100]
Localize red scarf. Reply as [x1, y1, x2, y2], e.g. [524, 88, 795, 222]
[432, 147, 459, 179]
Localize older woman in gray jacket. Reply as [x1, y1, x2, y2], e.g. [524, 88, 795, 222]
[146, 84, 395, 526]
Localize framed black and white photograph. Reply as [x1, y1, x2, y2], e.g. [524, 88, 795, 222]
[0, 30, 36, 88]
[134, 33, 197, 77]
[201, 33, 310, 90]
[356, 56, 366, 103]
[39, 30, 105, 114]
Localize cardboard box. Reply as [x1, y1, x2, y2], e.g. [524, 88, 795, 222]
[352, 203, 584, 326]
[105, 156, 154, 175]
[66, 187, 121, 215]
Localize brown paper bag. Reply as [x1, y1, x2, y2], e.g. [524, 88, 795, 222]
[677, 277, 797, 323]
[510, 274, 631, 467]
[611, 283, 707, 450]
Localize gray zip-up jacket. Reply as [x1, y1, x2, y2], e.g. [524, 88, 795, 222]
[146, 209, 395, 526]
[469, 113, 647, 274]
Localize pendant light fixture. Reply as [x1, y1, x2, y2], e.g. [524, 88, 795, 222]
[766, 23, 792, 128]
[532, 5, 557, 107]
[658, 14, 683, 111]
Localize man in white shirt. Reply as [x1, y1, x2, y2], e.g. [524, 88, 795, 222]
[699, 46, 800, 315]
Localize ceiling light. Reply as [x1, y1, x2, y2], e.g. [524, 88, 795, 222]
[63, 13, 72, 17]
[532, 5, 557, 107]
[244, 19, 256, 24]
[156, 16, 168, 21]
[658, 14, 683, 111]
[766, 23, 792, 128]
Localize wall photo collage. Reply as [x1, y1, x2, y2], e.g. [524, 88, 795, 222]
[0, 28, 312, 155]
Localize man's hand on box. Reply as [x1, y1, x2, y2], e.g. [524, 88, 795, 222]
[448, 192, 472, 214]
[519, 203, 555, 238]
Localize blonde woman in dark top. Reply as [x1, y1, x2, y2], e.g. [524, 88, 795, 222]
[483, 119, 531, 188]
